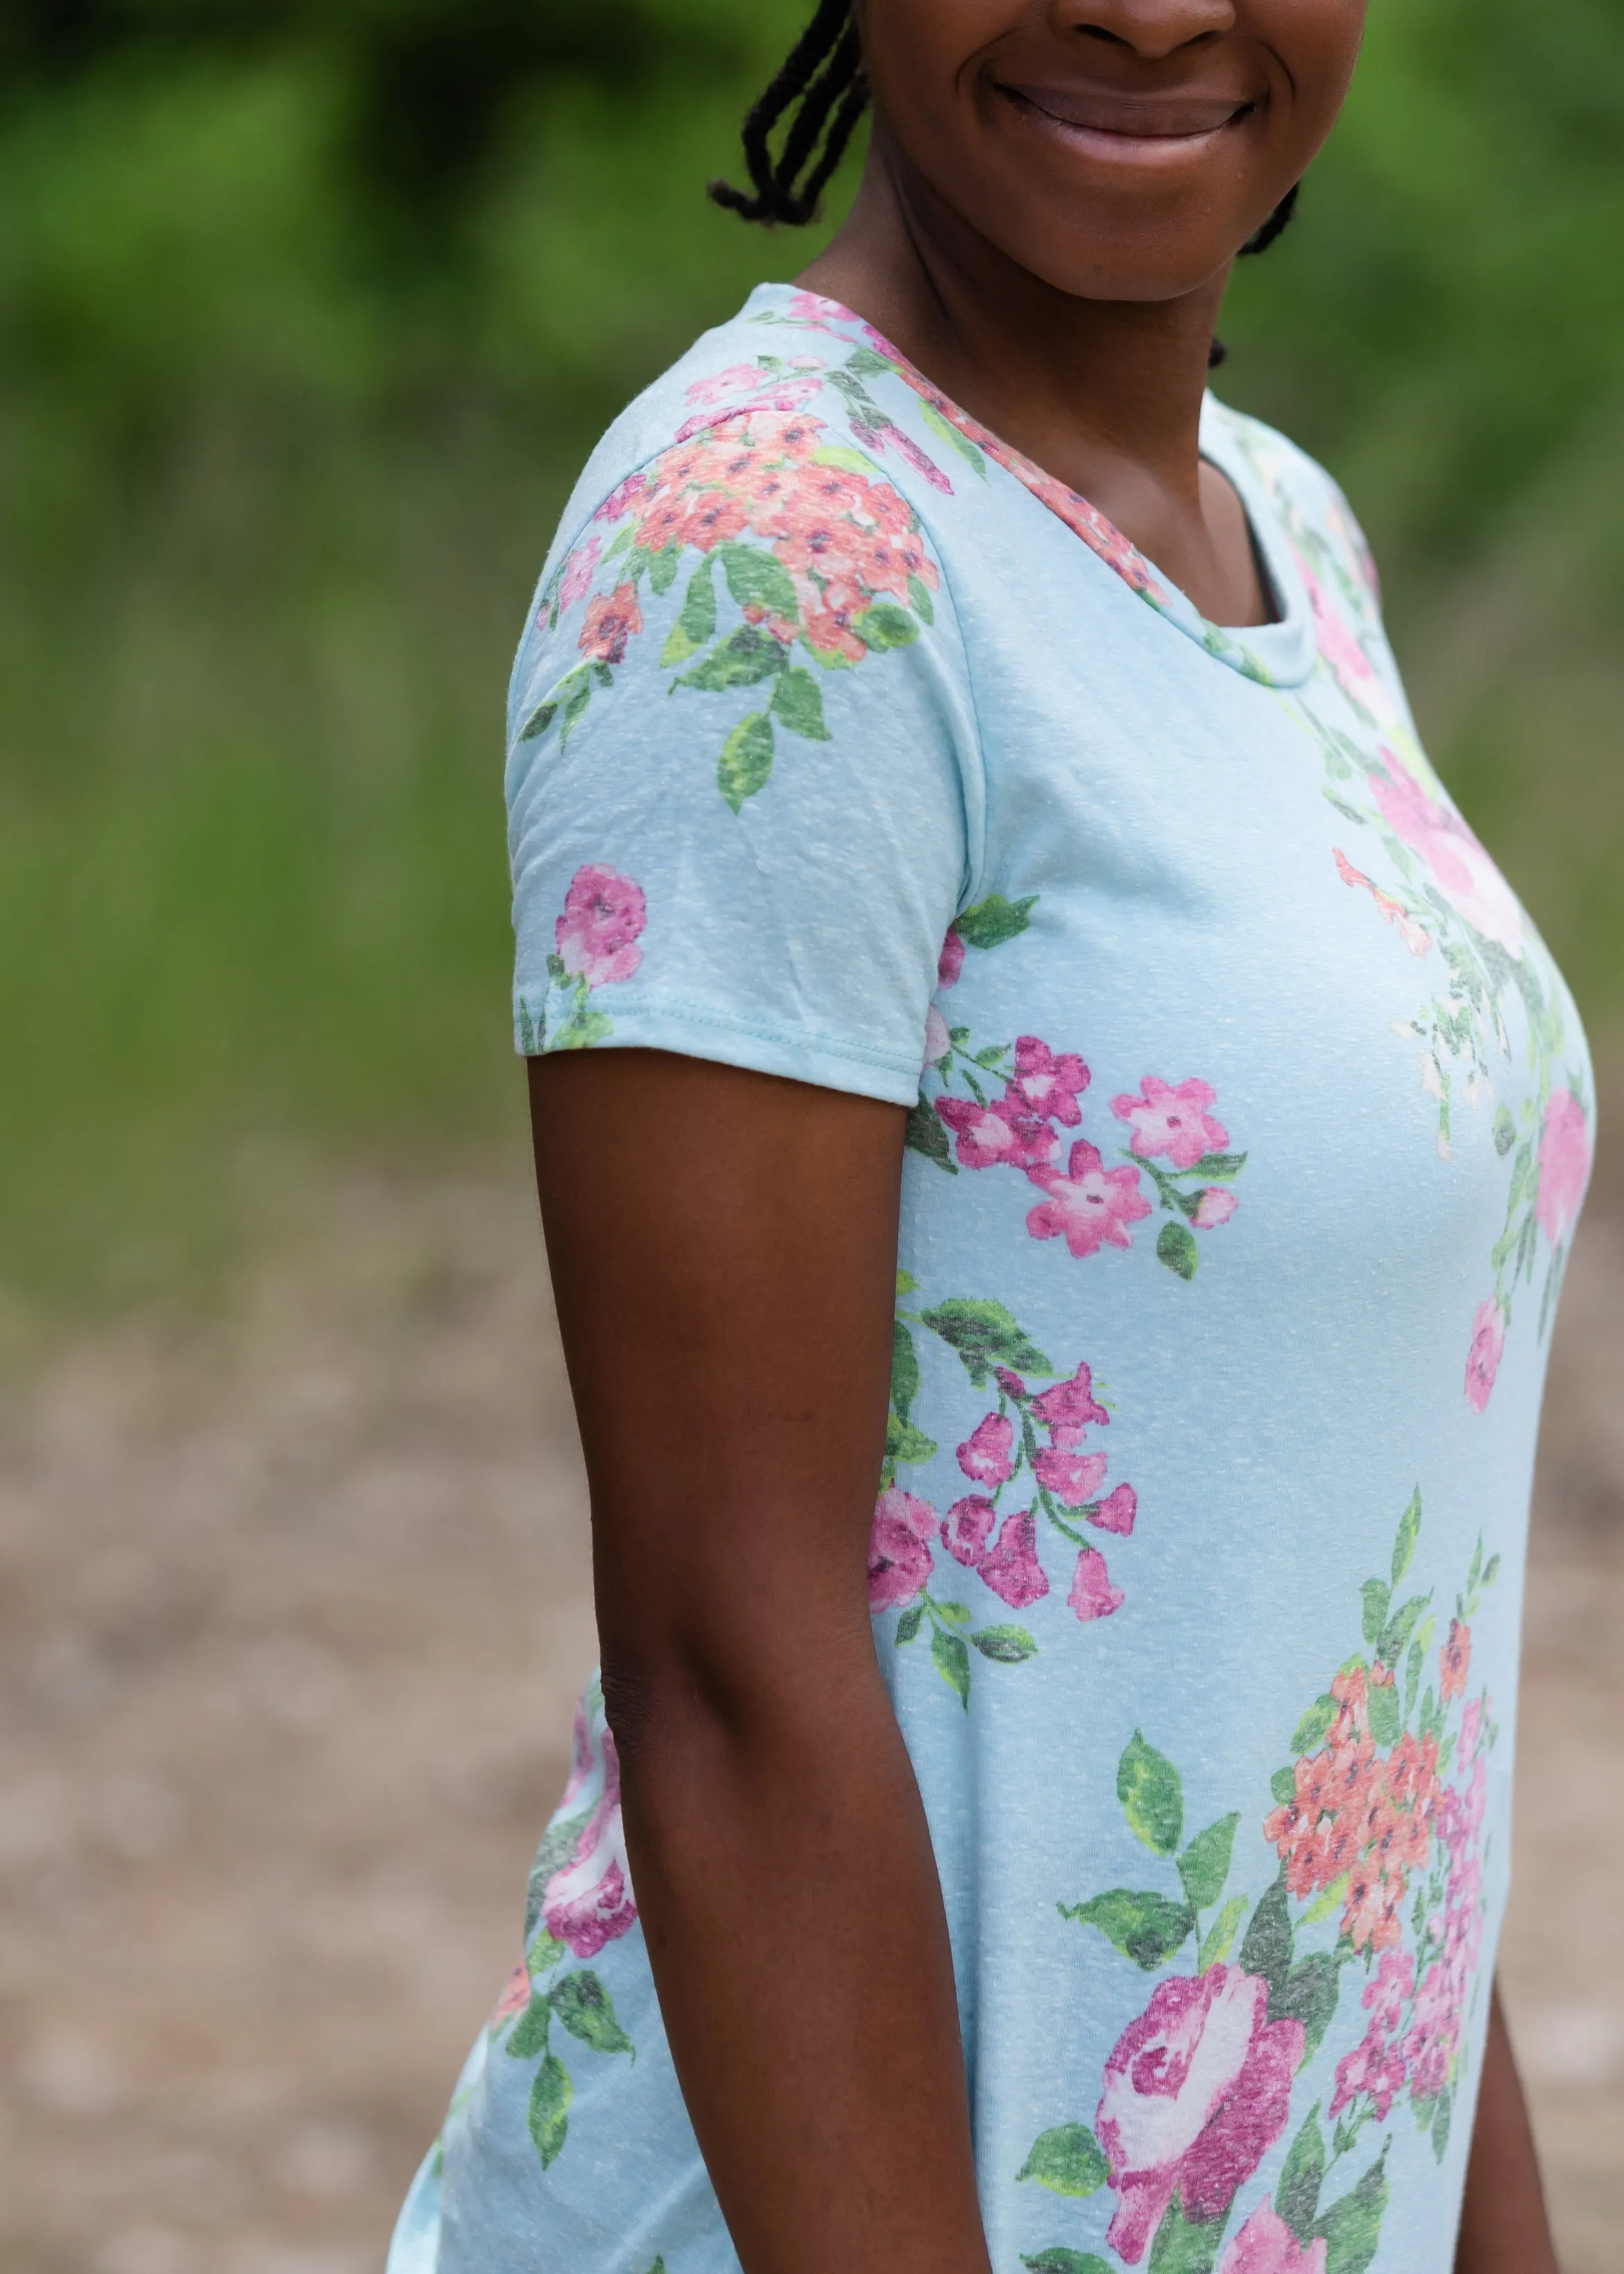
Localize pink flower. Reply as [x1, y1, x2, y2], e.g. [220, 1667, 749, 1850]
[868, 1488, 936, 1611]
[1371, 759, 1524, 955]
[1330, 1950, 1414, 2121]
[1535, 1088, 1591, 1247]
[1031, 1361, 1110, 1443]
[557, 535, 602, 614]
[1008, 1036, 1090, 1126]
[555, 864, 647, 988]
[1194, 1188, 1238, 1230]
[1032, 1446, 1109, 1506]
[957, 1412, 1015, 1489]
[579, 581, 643, 666]
[1112, 1077, 1229, 1171]
[923, 1004, 952, 1070]
[1026, 1143, 1153, 1259]
[1068, 1545, 1124, 1622]
[941, 1495, 997, 1568]
[683, 361, 773, 407]
[1300, 559, 1374, 686]
[1091, 1482, 1139, 1537]
[593, 472, 647, 524]
[1459, 1698, 1481, 1766]
[938, 1094, 1060, 1172]
[1218, 2200, 1328, 2274]
[937, 929, 966, 987]
[1096, 1967, 1305, 2265]
[978, 1509, 1049, 1609]
[1464, 1300, 1505, 1414]
[542, 1727, 638, 1959]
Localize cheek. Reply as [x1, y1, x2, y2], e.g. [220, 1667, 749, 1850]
[1250, 0, 1368, 148]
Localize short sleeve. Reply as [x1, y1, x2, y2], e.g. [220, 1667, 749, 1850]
[504, 422, 981, 1107]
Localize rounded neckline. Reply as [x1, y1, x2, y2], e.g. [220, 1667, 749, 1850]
[745, 281, 1318, 691]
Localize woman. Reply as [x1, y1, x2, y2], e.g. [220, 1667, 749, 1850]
[392, 6, 1591, 2270]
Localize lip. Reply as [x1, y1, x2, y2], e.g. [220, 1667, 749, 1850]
[995, 79, 1253, 160]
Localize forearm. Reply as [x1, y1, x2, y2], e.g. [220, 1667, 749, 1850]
[1455, 1983, 1559, 2274]
[607, 1629, 991, 2274]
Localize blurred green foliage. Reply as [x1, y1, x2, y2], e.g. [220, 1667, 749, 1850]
[2, 0, 1621, 1299]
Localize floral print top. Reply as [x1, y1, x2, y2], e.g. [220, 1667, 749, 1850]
[390, 285, 1594, 2274]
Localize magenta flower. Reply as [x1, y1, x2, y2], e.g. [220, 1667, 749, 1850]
[1031, 1360, 1109, 1443]
[593, 471, 647, 525]
[1194, 1186, 1239, 1229]
[941, 1495, 997, 1569]
[1033, 1446, 1108, 1506]
[868, 1488, 936, 1612]
[1111, 1076, 1230, 1171]
[1068, 1546, 1124, 1622]
[1096, 1966, 1304, 2265]
[1026, 1142, 1153, 1258]
[1090, 1482, 1139, 1537]
[1007, 1035, 1090, 1126]
[1217, 2200, 1328, 2274]
[937, 929, 966, 987]
[542, 1726, 638, 1960]
[978, 1509, 1049, 1609]
[557, 535, 603, 614]
[938, 1094, 1060, 1172]
[1463, 1299, 1505, 1414]
[1535, 1088, 1591, 1246]
[555, 863, 648, 988]
[957, 1412, 1015, 1489]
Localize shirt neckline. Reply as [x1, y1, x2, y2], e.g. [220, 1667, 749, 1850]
[745, 282, 1318, 691]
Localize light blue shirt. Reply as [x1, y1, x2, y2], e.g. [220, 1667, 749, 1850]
[392, 284, 1593, 2274]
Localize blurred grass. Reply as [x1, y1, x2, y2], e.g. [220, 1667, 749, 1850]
[2, 0, 1623, 1304]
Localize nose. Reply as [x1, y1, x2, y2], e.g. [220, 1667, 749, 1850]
[1048, 0, 1239, 62]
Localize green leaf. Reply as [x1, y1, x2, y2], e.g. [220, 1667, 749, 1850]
[884, 1411, 937, 1464]
[1391, 1488, 1422, 1587]
[770, 664, 830, 741]
[894, 1604, 925, 1644]
[679, 625, 787, 691]
[1198, 1893, 1248, 1971]
[905, 1095, 957, 1172]
[525, 1927, 566, 1974]
[1366, 1676, 1402, 1748]
[920, 397, 989, 476]
[1118, 1730, 1185, 1855]
[1290, 1696, 1338, 1755]
[920, 1297, 1052, 1387]
[1361, 1579, 1391, 1647]
[971, 1624, 1038, 1663]
[1158, 1221, 1199, 1280]
[548, 1970, 634, 2058]
[1481, 1552, 1501, 1590]
[845, 344, 894, 378]
[1239, 1871, 1294, 1996]
[896, 1267, 918, 1294]
[1022, 2255, 1113, 2274]
[1271, 1764, 1298, 1807]
[1493, 1106, 1516, 1156]
[1278, 2104, 1327, 2241]
[907, 573, 936, 624]
[1377, 1591, 1429, 1674]
[1431, 2086, 1453, 2162]
[1272, 1952, 1344, 2063]
[1302, 1871, 1351, 1927]
[717, 713, 775, 813]
[1187, 1152, 1250, 1179]
[931, 1624, 971, 1706]
[891, 1320, 920, 1423]
[720, 542, 799, 620]
[1178, 1814, 1239, 1911]
[953, 892, 1038, 951]
[647, 542, 681, 596]
[1313, 2149, 1390, 2274]
[527, 2053, 573, 2167]
[1148, 2194, 1225, 2274]
[1063, 1889, 1195, 1971]
[938, 1599, 971, 1626]
[518, 697, 560, 740]
[1017, 2124, 1108, 2198]
[506, 1992, 552, 2060]
[855, 601, 919, 651]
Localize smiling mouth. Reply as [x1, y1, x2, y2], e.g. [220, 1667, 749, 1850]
[995, 80, 1254, 154]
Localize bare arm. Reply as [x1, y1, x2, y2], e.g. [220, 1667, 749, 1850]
[530, 1050, 991, 2274]
[1455, 1984, 1560, 2274]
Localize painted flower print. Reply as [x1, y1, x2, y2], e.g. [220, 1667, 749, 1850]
[494, 1681, 638, 2173]
[518, 362, 944, 810]
[1535, 1087, 1593, 1246]
[1017, 1497, 1498, 2273]
[909, 892, 1249, 1283]
[517, 862, 647, 1055]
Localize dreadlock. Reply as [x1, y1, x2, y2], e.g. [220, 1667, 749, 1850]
[708, 0, 869, 227]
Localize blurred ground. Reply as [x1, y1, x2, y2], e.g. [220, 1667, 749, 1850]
[0, 1160, 1618, 2274]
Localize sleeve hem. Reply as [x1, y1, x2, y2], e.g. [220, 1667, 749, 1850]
[513, 992, 923, 1109]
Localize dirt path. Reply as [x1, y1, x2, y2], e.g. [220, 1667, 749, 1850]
[0, 1170, 1618, 2274]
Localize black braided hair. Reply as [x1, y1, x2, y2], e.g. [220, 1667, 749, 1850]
[708, 0, 869, 227]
